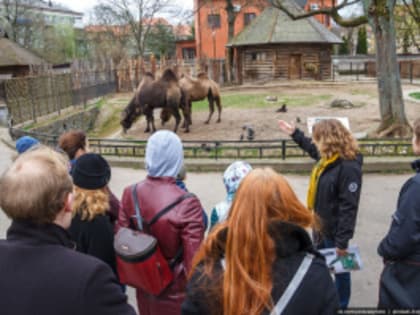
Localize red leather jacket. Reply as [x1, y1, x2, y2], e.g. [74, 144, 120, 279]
[118, 176, 205, 315]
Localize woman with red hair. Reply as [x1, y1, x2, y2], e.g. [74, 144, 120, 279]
[182, 168, 338, 315]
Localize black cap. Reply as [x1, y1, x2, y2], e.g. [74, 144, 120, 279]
[72, 153, 111, 190]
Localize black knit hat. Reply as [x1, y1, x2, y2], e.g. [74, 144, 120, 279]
[71, 153, 111, 190]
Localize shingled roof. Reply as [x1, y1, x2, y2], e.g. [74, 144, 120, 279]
[227, 3, 342, 47]
[0, 37, 46, 67]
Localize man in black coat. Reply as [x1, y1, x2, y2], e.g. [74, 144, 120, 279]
[378, 118, 420, 309]
[0, 146, 136, 315]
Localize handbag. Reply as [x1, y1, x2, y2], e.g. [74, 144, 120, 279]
[115, 184, 194, 295]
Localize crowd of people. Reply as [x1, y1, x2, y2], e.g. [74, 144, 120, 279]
[0, 117, 418, 314]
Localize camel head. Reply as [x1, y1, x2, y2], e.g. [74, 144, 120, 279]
[120, 96, 142, 133]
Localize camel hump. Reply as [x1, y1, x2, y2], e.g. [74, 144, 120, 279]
[197, 72, 209, 80]
[144, 72, 155, 79]
[161, 68, 178, 82]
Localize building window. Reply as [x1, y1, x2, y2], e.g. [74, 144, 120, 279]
[182, 48, 196, 60]
[309, 3, 319, 10]
[244, 13, 256, 26]
[208, 14, 221, 29]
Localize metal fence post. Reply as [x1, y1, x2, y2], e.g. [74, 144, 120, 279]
[410, 61, 413, 84]
[281, 140, 286, 160]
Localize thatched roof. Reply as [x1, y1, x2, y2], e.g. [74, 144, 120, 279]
[227, 3, 342, 47]
[0, 37, 46, 67]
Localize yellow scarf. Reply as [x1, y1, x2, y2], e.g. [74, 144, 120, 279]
[307, 153, 340, 211]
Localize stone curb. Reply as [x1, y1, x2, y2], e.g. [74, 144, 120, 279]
[1, 129, 414, 173]
[104, 156, 414, 174]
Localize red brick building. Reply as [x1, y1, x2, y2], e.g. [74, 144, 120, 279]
[193, 0, 336, 60]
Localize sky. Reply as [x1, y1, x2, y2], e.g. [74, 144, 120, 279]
[54, 0, 193, 15]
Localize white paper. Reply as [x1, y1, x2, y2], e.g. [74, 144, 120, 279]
[319, 245, 363, 274]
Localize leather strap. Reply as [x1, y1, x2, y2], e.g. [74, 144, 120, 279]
[131, 184, 195, 268]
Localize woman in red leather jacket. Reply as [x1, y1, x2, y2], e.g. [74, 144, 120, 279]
[118, 130, 205, 315]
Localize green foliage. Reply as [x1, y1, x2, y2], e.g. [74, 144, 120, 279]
[356, 26, 367, 54]
[145, 23, 176, 59]
[339, 36, 349, 55]
[35, 24, 76, 64]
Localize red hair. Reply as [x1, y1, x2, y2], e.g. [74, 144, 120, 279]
[191, 168, 316, 315]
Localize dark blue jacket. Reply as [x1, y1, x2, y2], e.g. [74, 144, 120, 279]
[291, 129, 363, 249]
[378, 159, 420, 262]
[0, 220, 135, 315]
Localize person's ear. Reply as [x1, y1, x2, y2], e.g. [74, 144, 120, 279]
[64, 192, 73, 213]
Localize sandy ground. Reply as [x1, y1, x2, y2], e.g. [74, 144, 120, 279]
[110, 82, 420, 141]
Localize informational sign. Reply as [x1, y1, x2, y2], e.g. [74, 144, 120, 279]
[307, 117, 350, 134]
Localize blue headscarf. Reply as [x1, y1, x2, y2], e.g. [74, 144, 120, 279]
[145, 130, 184, 177]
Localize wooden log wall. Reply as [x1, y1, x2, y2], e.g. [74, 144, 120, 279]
[239, 44, 333, 82]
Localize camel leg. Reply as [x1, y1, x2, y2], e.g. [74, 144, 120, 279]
[144, 115, 151, 133]
[150, 114, 156, 133]
[171, 107, 182, 133]
[205, 95, 215, 124]
[215, 96, 222, 123]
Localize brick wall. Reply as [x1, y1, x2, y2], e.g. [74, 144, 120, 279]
[194, 0, 268, 59]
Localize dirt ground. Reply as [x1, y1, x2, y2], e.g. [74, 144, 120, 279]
[104, 81, 420, 141]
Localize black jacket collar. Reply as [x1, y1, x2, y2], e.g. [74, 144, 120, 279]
[214, 220, 318, 259]
[411, 159, 420, 173]
[7, 220, 75, 249]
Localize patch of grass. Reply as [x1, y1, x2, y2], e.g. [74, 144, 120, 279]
[409, 92, 420, 100]
[89, 99, 127, 137]
[191, 93, 333, 111]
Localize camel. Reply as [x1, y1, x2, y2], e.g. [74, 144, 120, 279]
[160, 72, 222, 127]
[120, 69, 188, 133]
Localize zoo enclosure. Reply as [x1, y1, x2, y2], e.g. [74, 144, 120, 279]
[9, 128, 414, 160]
[3, 57, 226, 125]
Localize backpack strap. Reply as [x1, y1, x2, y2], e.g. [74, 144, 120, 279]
[131, 185, 195, 268]
[219, 253, 314, 315]
[149, 192, 196, 227]
[131, 184, 143, 231]
[270, 254, 314, 315]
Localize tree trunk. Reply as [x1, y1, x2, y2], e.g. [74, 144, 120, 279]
[226, 0, 236, 82]
[367, 0, 411, 137]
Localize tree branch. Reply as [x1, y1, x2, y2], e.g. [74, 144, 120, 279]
[271, 0, 368, 27]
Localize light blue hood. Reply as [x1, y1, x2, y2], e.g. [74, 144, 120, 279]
[145, 130, 184, 177]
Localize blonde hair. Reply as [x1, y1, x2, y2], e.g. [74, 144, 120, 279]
[0, 146, 72, 224]
[312, 119, 359, 159]
[72, 186, 109, 221]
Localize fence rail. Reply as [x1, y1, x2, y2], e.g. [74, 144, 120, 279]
[9, 128, 414, 160]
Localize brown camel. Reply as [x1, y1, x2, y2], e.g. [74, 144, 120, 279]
[120, 69, 188, 133]
[180, 72, 222, 125]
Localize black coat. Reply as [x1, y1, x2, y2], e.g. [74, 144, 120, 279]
[0, 220, 135, 315]
[181, 221, 339, 315]
[377, 160, 420, 308]
[291, 129, 363, 249]
[69, 212, 117, 275]
[378, 159, 420, 262]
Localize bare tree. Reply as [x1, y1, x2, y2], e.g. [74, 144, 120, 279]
[395, 1, 420, 52]
[91, 0, 179, 58]
[272, 0, 410, 137]
[1, 0, 46, 47]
